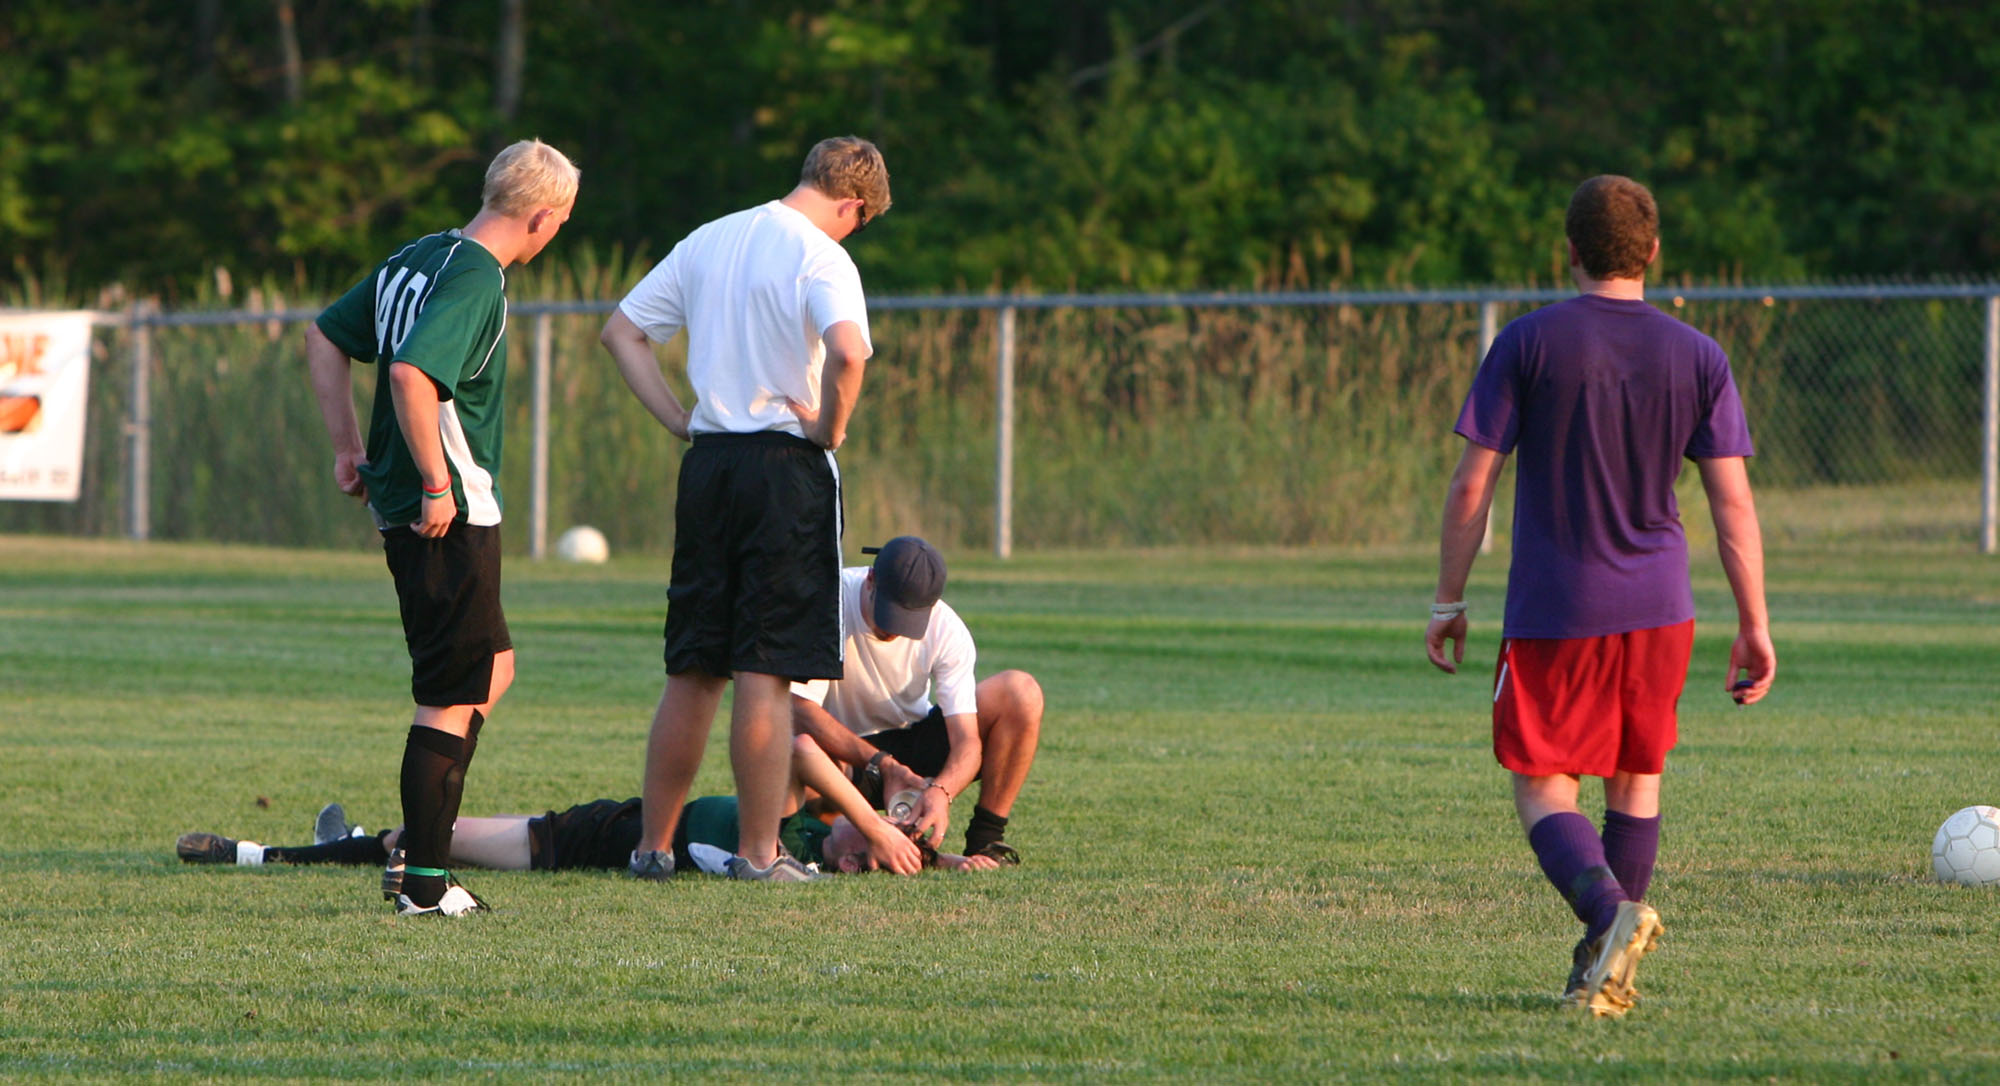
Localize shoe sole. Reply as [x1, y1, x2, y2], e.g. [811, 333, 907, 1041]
[1564, 984, 1642, 1010]
[392, 880, 490, 917]
[1560, 937, 1642, 1009]
[394, 902, 490, 918]
[973, 841, 1021, 866]
[628, 850, 675, 881]
[1583, 904, 1664, 1018]
[314, 803, 351, 846]
[725, 860, 822, 882]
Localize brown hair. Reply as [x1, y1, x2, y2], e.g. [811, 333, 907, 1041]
[482, 139, 580, 217]
[1565, 175, 1657, 280]
[801, 136, 892, 221]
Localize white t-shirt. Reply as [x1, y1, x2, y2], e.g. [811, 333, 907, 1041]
[792, 568, 978, 736]
[618, 200, 872, 438]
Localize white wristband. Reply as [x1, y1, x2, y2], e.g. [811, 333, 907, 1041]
[1430, 601, 1468, 619]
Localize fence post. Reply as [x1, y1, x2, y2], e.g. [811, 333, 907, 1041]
[530, 311, 552, 560]
[1478, 299, 1498, 555]
[1983, 296, 1998, 555]
[126, 303, 153, 542]
[994, 306, 1016, 560]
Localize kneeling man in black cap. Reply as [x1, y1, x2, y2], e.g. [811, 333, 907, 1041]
[790, 536, 1041, 864]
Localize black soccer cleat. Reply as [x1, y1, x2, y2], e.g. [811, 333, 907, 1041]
[969, 840, 1021, 866]
[177, 832, 261, 865]
[392, 871, 491, 917]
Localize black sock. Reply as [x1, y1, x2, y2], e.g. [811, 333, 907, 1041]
[453, 710, 483, 845]
[964, 805, 1009, 855]
[398, 724, 473, 907]
[265, 830, 392, 867]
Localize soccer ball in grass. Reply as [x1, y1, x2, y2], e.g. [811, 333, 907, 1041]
[1931, 806, 2000, 886]
[554, 525, 609, 564]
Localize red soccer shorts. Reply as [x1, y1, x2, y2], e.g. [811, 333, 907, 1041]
[1491, 620, 1695, 778]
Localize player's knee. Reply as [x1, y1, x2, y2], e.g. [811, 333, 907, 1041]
[986, 670, 1044, 728]
[1510, 772, 1581, 820]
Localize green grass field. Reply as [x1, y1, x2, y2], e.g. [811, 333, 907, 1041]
[3, 534, 1998, 1082]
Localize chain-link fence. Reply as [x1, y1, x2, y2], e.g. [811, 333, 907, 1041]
[4, 284, 1996, 555]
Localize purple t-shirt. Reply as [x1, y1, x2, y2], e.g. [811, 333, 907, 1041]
[1455, 294, 1754, 639]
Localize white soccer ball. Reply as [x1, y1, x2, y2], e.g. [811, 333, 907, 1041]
[554, 525, 609, 564]
[1932, 805, 2000, 886]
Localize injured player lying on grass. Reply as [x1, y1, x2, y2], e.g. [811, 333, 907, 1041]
[177, 734, 1003, 885]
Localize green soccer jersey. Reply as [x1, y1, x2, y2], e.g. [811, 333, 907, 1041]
[316, 231, 509, 527]
[680, 796, 833, 867]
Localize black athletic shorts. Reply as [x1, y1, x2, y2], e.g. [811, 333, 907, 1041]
[663, 431, 843, 681]
[527, 798, 644, 872]
[526, 798, 705, 873]
[381, 522, 511, 707]
[852, 707, 959, 807]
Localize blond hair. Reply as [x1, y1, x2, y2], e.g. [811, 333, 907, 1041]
[800, 137, 891, 219]
[482, 139, 580, 217]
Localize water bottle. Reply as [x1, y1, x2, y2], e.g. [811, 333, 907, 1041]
[885, 789, 923, 824]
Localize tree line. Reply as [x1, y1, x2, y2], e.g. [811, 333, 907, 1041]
[4, 0, 1995, 300]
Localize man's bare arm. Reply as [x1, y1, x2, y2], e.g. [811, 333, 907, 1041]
[791, 695, 928, 798]
[929, 714, 980, 806]
[599, 310, 692, 441]
[1427, 441, 1507, 673]
[388, 361, 455, 538]
[908, 712, 980, 848]
[1698, 456, 1775, 704]
[304, 323, 366, 498]
[788, 735, 922, 875]
[796, 320, 869, 450]
[791, 695, 878, 766]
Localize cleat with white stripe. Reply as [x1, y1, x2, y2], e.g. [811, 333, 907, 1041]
[392, 872, 490, 917]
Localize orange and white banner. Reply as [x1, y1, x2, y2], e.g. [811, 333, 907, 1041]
[0, 311, 94, 502]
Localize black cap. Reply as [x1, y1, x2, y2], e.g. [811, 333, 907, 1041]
[862, 537, 946, 639]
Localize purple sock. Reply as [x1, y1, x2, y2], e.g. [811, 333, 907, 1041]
[1526, 811, 1628, 940]
[1601, 810, 1661, 902]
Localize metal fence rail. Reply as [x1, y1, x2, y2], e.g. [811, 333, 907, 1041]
[18, 283, 2000, 556]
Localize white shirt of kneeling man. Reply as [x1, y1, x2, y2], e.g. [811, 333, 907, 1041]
[792, 567, 977, 737]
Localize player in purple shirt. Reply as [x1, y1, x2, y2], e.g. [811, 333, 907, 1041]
[1425, 175, 1776, 1018]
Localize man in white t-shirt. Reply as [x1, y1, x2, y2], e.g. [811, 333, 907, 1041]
[598, 136, 889, 882]
[791, 537, 1043, 864]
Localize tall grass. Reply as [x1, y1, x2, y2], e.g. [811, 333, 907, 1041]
[1, 265, 1986, 552]
[1672, 294, 1986, 486]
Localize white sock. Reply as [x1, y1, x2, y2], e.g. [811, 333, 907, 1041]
[235, 840, 266, 866]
